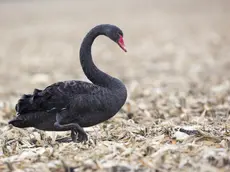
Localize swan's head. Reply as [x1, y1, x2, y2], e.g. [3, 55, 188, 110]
[104, 24, 127, 52]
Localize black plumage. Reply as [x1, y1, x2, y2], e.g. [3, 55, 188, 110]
[8, 24, 127, 142]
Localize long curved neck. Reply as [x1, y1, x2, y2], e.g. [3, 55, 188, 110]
[79, 26, 115, 88]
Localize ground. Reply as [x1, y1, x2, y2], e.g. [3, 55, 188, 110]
[0, 0, 230, 171]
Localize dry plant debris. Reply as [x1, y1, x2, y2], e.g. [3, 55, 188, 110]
[0, 82, 230, 172]
[0, 0, 230, 171]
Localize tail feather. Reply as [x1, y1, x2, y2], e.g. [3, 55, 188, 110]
[8, 117, 30, 128]
[9, 111, 56, 130]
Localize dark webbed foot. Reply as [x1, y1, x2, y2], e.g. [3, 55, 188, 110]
[70, 129, 87, 142]
[54, 113, 88, 142]
[74, 130, 88, 142]
[55, 123, 88, 142]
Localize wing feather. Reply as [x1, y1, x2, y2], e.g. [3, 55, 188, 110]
[16, 80, 102, 115]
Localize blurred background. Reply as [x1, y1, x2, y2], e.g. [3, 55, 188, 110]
[0, 0, 230, 101]
[1, 1, 230, 171]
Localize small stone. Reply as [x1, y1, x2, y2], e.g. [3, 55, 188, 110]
[172, 131, 190, 141]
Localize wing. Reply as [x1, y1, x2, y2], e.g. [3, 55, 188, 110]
[15, 80, 103, 115]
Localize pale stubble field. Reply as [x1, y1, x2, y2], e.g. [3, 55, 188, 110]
[0, 0, 230, 171]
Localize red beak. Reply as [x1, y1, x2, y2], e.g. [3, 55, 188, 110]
[118, 35, 127, 52]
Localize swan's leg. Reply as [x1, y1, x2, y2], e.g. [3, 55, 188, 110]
[54, 113, 88, 142]
[71, 130, 77, 142]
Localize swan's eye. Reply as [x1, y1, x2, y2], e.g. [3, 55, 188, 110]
[117, 32, 123, 37]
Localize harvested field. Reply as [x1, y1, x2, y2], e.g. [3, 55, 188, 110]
[0, 0, 230, 171]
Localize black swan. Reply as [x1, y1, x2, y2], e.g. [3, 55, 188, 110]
[8, 24, 127, 142]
